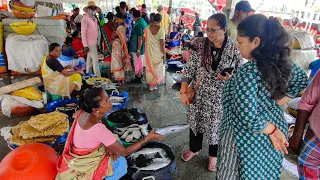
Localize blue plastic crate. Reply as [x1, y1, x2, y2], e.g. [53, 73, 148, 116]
[110, 91, 129, 112]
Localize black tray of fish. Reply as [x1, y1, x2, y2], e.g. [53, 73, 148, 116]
[106, 108, 148, 125]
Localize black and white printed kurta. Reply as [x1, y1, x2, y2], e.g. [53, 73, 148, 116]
[183, 37, 242, 145]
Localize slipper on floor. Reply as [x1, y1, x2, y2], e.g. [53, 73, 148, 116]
[181, 150, 198, 162]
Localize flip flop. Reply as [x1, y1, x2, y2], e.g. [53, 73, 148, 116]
[181, 150, 198, 162]
[208, 156, 217, 172]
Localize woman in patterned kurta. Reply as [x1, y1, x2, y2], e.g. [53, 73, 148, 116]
[180, 14, 242, 171]
[217, 15, 309, 179]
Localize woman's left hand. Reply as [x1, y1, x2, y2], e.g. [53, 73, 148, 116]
[218, 72, 232, 81]
[269, 129, 289, 154]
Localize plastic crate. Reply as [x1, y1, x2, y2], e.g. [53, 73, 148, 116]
[110, 91, 129, 112]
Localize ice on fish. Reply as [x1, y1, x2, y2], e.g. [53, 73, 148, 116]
[155, 124, 189, 136]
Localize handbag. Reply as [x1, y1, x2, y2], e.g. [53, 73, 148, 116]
[186, 71, 205, 104]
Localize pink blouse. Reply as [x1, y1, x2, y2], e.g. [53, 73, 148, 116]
[298, 71, 320, 138]
[73, 122, 117, 149]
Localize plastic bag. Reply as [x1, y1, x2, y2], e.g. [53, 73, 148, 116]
[36, 5, 53, 17]
[0, 95, 43, 117]
[135, 56, 143, 74]
[11, 86, 42, 100]
[1, 97, 23, 117]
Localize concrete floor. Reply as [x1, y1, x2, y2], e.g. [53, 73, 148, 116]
[0, 70, 299, 180]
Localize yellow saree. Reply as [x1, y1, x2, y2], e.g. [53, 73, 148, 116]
[144, 27, 166, 86]
[41, 55, 82, 97]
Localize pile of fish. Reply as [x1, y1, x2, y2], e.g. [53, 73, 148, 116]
[128, 147, 171, 171]
[114, 124, 148, 143]
[109, 96, 126, 105]
[93, 82, 118, 92]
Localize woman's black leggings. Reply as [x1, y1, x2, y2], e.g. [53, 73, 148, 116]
[189, 129, 218, 157]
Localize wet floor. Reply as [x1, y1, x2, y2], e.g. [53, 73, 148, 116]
[0, 70, 299, 179]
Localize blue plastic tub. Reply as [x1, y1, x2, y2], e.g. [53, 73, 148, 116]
[46, 98, 78, 112]
[110, 91, 129, 112]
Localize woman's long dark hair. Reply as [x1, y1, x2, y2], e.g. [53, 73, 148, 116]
[237, 14, 293, 100]
[78, 88, 103, 113]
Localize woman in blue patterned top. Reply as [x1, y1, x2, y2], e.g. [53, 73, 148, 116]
[217, 14, 309, 179]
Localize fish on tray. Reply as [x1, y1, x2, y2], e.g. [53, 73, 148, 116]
[114, 124, 148, 143]
[129, 148, 171, 171]
[155, 124, 189, 136]
[110, 96, 126, 104]
[138, 160, 170, 171]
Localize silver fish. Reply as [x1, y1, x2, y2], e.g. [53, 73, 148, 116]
[112, 103, 122, 105]
[109, 96, 126, 100]
[120, 130, 130, 139]
[134, 148, 163, 155]
[125, 134, 134, 142]
[132, 130, 142, 139]
[155, 124, 189, 136]
[152, 157, 171, 163]
[139, 161, 170, 171]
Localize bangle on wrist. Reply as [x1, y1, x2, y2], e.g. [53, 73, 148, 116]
[269, 126, 277, 135]
[180, 91, 187, 94]
[140, 137, 147, 145]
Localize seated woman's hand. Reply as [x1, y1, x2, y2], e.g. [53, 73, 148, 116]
[145, 130, 163, 141]
[76, 70, 84, 75]
[106, 148, 119, 162]
[65, 65, 73, 69]
[269, 129, 289, 154]
[217, 72, 232, 81]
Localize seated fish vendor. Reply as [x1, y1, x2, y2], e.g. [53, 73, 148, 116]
[58, 37, 86, 71]
[182, 29, 194, 48]
[55, 88, 163, 180]
[165, 26, 182, 48]
[41, 43, 83, 99]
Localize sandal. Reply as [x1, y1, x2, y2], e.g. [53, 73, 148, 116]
[149, 86, 158, 91]
[208, 156, 217, 172]
[181, 150, 198, 162]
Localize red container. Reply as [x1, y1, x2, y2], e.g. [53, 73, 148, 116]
[0, 143, 58, 180]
